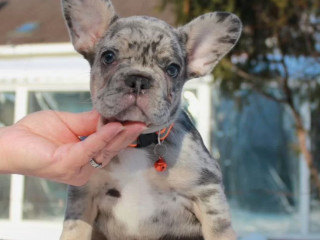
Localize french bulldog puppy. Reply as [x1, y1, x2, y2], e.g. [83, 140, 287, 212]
[60, 0, 242, 239]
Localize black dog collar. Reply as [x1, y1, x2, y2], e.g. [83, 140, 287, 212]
[129, 124, 174, 148]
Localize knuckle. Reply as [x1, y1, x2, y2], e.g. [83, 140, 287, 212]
[72, 177, 89, 187]
[102, 149, 118, 160]
[60, 169, 78, 183]
[82, 143, 98, 159]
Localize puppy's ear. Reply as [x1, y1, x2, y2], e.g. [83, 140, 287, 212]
[179, 12, 242, 79]
[62, 0, 118, 56]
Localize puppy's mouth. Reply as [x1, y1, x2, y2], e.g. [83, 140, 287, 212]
[99, 89, 157, 123]
[100, 108, 154, 134]
[100, 101, 150, 126]
[101, 108, 147, 125]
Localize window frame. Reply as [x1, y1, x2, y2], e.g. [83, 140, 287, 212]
[0, 85, 91, 240]
[0, 43, 213, 240]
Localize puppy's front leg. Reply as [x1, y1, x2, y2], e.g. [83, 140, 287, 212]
[193, 183, 236, 240]
[60, 186, 98, 240]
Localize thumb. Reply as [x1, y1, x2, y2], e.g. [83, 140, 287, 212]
[56, 110, 101, 137]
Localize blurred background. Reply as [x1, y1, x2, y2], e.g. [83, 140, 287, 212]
[0, 0, 319, 239]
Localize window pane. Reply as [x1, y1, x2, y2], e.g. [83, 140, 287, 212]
[23, 92, 91, 220]
[311, 197, 320, 233]
[310, 109, 320, 233]
[23, 177, 67, 220]
[0, 92, 15, 126]
[28, 92, 92, 113]
[0, 92, 15, 219]
[212, 91, 300, 235]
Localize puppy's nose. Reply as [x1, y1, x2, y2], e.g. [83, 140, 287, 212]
[125, 75, 151, 91]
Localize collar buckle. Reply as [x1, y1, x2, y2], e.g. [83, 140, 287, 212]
[137, 133, 158, 148]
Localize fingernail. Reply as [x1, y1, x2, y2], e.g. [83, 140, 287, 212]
[138, 125, 147, 131]
[133, 126, 147, 135]
[101, 123, 125, 137]
[113, 125, 125, 134]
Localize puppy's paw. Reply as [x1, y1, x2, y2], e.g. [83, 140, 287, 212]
[217, 228, 237, 240]
[60, 220, 92, 240]
[202, 224, 237, 240]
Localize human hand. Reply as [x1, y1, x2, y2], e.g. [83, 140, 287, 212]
[0, 110, 145, 186]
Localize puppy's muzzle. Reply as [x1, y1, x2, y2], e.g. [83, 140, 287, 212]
[125, 74, 152, 93]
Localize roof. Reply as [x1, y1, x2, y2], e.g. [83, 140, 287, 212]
[0, 0, 175, 45]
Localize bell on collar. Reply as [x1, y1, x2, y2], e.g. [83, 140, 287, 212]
[154, 156, 167, 172]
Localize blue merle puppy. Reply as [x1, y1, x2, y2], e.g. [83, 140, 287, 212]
[60, 0, 242, 239]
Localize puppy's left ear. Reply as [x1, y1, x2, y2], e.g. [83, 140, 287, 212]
[179, 12, 242, 78]
[62, 0, 118, 56]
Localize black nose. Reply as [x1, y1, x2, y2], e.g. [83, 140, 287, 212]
[125, 75, 151, 91]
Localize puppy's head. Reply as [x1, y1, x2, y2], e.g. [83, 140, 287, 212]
[62, 0, 242, 131]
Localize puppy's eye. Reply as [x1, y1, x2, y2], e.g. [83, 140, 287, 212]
[166, 64, 180, 78]
[102, 50, 116, 64]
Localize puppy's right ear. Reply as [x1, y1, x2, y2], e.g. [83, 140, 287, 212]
[62, 0, 118, 56]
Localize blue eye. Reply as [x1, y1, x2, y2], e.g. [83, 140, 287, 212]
[166, 64, 180, 78]
[102, 50, 116, 64]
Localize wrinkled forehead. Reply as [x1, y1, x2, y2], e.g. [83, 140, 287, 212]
[100, 16, 184, 64]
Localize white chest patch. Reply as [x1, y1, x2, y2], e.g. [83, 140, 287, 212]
[109, 149, 156, 235]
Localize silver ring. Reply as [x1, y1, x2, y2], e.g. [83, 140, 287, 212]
[89, 158, 102, 169]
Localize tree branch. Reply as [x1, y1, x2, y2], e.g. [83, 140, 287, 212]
[279, 58, 294, 107]
[304, 33, 320, 65]
[278, 57, 320, 199]
[232, 66, 287, 103]
[234, 61, 320, 198]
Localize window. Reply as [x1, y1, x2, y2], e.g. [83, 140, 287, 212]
[310, 109, 320, 233]
[0, 92, 15, 219]
[28, 92, 92, 113]
[0, 52, 209, 239]
[212, 90, 318, 236]
[23, 92, 92, 220]
[0, 46, 93, 239]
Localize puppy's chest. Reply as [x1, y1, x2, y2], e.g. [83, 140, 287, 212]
[91, 148, 200, 238]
